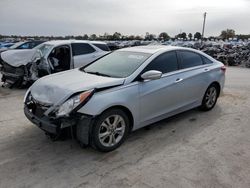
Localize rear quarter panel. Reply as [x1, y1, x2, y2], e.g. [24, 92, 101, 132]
[190, 61, 225, 104]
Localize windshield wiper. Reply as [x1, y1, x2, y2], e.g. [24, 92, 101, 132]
[85, 71, 111, 77]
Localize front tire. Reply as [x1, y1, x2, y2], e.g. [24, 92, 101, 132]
[91, 109, 130, 152]
[200, 84, 219, 111]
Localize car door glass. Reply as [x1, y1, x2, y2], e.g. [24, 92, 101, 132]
[17, 43, 29, 49]
[179, 51, 203, 69]
[29, 42, 36, 49]
[202, 56, 213, 64]
[72, 43, 96, 56]
[93, 43, 110, 51]
[143, 51, 178, 74]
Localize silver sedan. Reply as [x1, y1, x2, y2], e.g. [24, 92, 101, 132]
[24, 45, 226, 152]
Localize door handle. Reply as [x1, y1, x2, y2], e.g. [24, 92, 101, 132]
[175, 78, 183, 83]
[204, 68, 210, 72]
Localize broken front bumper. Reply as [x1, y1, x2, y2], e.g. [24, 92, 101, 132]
[24, 105, 82, 134]
[24, 106, 63, 134]
[1, 71, 23, 85]
[0, 61, 26, 85]
[24, 105, 94, 145]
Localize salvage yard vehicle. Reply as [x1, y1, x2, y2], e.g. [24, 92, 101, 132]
[0, 40, 110, 87]
[24, 45, 225, 152]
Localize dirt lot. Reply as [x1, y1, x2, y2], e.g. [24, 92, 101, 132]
[0, 67, 250, 188]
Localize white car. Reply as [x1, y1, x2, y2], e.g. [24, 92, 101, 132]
[0, 40, 110, 87]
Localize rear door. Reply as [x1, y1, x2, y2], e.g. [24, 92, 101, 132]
[175, 50, 211, 107]
[71, 43, 98, 68]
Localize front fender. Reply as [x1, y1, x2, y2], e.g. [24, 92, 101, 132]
[77, 83, 139, 129]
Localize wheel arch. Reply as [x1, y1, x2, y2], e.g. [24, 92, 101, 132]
[209, 81, 221, 97]
[99, 105, 134, 132]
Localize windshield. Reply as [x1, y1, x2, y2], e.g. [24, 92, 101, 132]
[83, 51, 151, 78]
[35, 44, 53, 57]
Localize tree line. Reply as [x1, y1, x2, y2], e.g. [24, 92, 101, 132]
[0, 29, 249, 41]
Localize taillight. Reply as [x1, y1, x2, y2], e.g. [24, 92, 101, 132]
[221, 66, 226, 73]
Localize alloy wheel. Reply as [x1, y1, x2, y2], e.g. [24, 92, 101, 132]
[205, 87, 217, 108]
[98, 115, 126, 147]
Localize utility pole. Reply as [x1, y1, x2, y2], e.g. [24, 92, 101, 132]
[201, 12, 207, 40]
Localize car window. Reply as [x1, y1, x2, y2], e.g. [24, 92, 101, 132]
[2, 43, 14, 48]
[202, 55, 213, 64]
[28, 42, 36, 49]
[72, 43, 96, 56]
[9, 42, 25, 49]
[178, 51, 203, 69]
[143, 51, 178, 74]
[36, 44, 53, 57]
[93, 43, 110, 51]
[17, 42, 30, 49]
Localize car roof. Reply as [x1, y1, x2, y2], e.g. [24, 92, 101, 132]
[43, 40, 107, 46]
[118, 45, 199, 54]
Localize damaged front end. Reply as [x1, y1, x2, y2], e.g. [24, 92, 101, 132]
[0, 61, 27, 87]
[24, 89, 95, 144]
[0, 49, 50, 88]
[24, 98, 79, 135]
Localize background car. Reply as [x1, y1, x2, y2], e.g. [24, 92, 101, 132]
[24, 45, 226, 152]
[0, 40, 110, 87]
[0, 42, 15, 49]
[0, 41, 46, 53]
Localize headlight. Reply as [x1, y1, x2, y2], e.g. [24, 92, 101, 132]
[56, 89, 94, 117]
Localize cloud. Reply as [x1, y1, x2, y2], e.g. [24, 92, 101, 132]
[0, 0, 249, 37]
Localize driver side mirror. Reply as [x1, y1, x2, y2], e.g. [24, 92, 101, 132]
[141, 70, 162, 81]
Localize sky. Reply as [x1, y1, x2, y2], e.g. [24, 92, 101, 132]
[0, 0, 249, 37]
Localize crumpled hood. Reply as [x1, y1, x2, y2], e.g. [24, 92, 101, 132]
[1, 49, 38, 67]
[30, 69, 125, 105]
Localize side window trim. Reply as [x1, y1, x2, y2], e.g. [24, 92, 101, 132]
[175, 50, 182, 70]
[161, 64, 208, 78]
[200, 54, 206, 65]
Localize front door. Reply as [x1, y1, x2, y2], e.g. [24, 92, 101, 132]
[139, 51, 183, 126]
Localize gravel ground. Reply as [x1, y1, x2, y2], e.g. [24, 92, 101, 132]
[0, 67, 250, 188]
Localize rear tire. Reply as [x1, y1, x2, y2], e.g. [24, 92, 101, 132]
[91, 108, 130, 152]
[200, 84, 219, 111]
